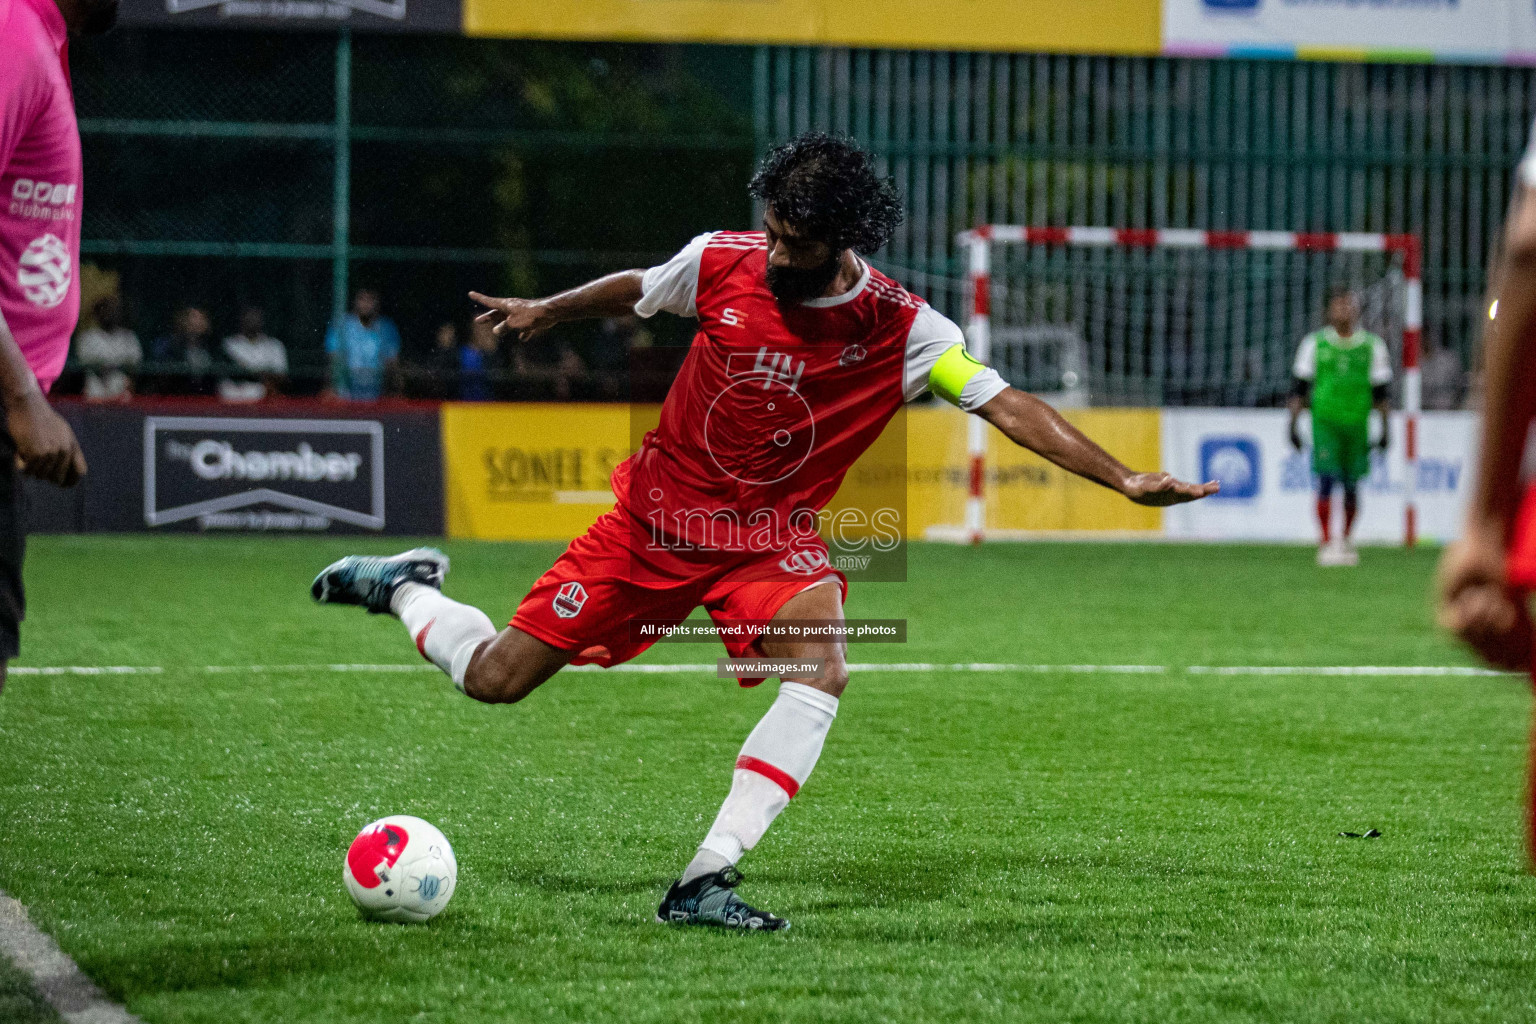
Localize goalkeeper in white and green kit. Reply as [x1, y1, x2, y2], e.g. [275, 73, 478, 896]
[1287, 286, 1393, 567]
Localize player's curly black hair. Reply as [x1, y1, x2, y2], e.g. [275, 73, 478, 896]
[748, 132, 904, 255]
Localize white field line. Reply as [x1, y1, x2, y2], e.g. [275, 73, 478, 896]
[8, 663, 1519, 677]
[9, 665, 165, 676]
[1186, 664, 1517, 677]
[0, 889, 141, 1024]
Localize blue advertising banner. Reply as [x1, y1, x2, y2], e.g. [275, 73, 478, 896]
[1164, 0, 1536, 65]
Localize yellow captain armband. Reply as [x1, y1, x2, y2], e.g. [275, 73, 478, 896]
[929, 343, 987, 406]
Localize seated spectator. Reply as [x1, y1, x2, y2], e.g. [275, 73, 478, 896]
[326, 288, 400, 401]
[459, 322, 502, 401]
[75, 295, 141, 401]
[150, 306, 215, 397]
[511, 330, 584, 401]
[219, 307, 288, 403]
[581, 315, 650, 401]
[421, 322, 462, 400]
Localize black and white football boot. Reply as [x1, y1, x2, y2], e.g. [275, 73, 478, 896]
[655, 867, 789, 931]
[310, 547, 449, 614]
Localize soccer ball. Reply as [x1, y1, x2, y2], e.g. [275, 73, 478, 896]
[343, 815, 457, 923]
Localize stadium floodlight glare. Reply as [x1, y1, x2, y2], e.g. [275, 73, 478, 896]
[948, 225, 1424, 548]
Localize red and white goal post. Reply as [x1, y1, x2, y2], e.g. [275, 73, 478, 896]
[952, 225, 1424, 546]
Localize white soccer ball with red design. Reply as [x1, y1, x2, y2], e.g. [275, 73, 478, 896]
[343, 815, 457, 923]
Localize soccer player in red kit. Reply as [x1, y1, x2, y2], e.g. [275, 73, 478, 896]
[314, 133, 1217, 929]
[1439, 119, 1536, 857]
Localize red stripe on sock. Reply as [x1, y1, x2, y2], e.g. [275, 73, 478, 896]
[414, 619, 436, 661]
[735, 755, 799, 798]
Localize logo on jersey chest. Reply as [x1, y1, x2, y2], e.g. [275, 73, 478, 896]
[726, 346, 806, 391]
[9, 179, 77, 224]
[552, 581, 587, 619]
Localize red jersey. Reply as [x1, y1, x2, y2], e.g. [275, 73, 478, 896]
[616, 231, 922, 555]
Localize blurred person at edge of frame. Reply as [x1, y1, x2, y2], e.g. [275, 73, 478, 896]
[1439, 121, 1536, 671]
[0, 0, 115, 685]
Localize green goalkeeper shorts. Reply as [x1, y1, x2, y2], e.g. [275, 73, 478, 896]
[1311, 416, 1371, 484]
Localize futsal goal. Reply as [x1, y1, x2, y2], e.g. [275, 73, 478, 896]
[930, 226, 1424, 546]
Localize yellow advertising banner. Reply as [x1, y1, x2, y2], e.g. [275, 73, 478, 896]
[442, 402, 641, 541]
[463, 0, 1159, 55]
[442, 402, 1160, 542]
[903, 406, 1162, 535]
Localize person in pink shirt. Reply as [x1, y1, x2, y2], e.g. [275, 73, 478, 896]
[0, 0, 117, 683]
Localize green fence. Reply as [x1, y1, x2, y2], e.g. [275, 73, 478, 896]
[69, 34, 1530, 404]
[69, 30, 755, 393]
[759, 48, 1533, 404]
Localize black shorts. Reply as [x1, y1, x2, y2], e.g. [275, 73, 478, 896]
[0, 430, 24, 660]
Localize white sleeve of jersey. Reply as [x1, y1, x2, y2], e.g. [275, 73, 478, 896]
[1292, 335, 1317, 380]
[1521, 118, 1536, 189]
[1370, 336, 1393, 385]
[903, 304, 1010, 412]
[634, 232, 714, 319]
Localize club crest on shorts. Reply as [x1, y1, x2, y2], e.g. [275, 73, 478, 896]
[778, 549, 831, 575]
[839, 344, 867, 366]
[552, 581, 588, 619]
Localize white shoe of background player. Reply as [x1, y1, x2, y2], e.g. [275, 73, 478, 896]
[1317, 540, 1352, 567]
[1338, 539, 1360, 566]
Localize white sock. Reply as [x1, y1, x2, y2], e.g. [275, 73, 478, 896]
[392, 582, 497, 692]
[682, 681, 839, 882]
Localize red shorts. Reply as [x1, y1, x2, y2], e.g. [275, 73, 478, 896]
[511, 505, 847, 682]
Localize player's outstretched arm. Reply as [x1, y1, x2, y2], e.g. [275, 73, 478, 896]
[1437, 184, 1536, 670]
[976, 387, 1217, 507]
[470, 270, 646, 342]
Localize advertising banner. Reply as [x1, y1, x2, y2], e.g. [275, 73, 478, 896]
[1161, 408, 1475, 543]
[441, 403, 1160, 544]
[26, 404, 443, 535]
[1164, 0, 1536, 64]
[464, 0, 1159, 55]
[441, 402, 634, 542]
[904, 406, 1162, 536]
[116, 0, 461, 33]
[145, 417, 385, 531]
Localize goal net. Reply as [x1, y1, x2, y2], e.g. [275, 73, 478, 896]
[929, 226, 1423, 544]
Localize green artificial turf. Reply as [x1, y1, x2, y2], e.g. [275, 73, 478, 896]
[0, 536, 1532, 1023]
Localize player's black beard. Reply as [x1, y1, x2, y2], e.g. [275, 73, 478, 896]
[766, 257, 841, 305]
[78, 0, 119, 35]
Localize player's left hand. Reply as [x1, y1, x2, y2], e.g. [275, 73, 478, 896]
[1120, 472, 1219, 506]
[1437, 529, 1533, 671]
[468, 292, 558, 341]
